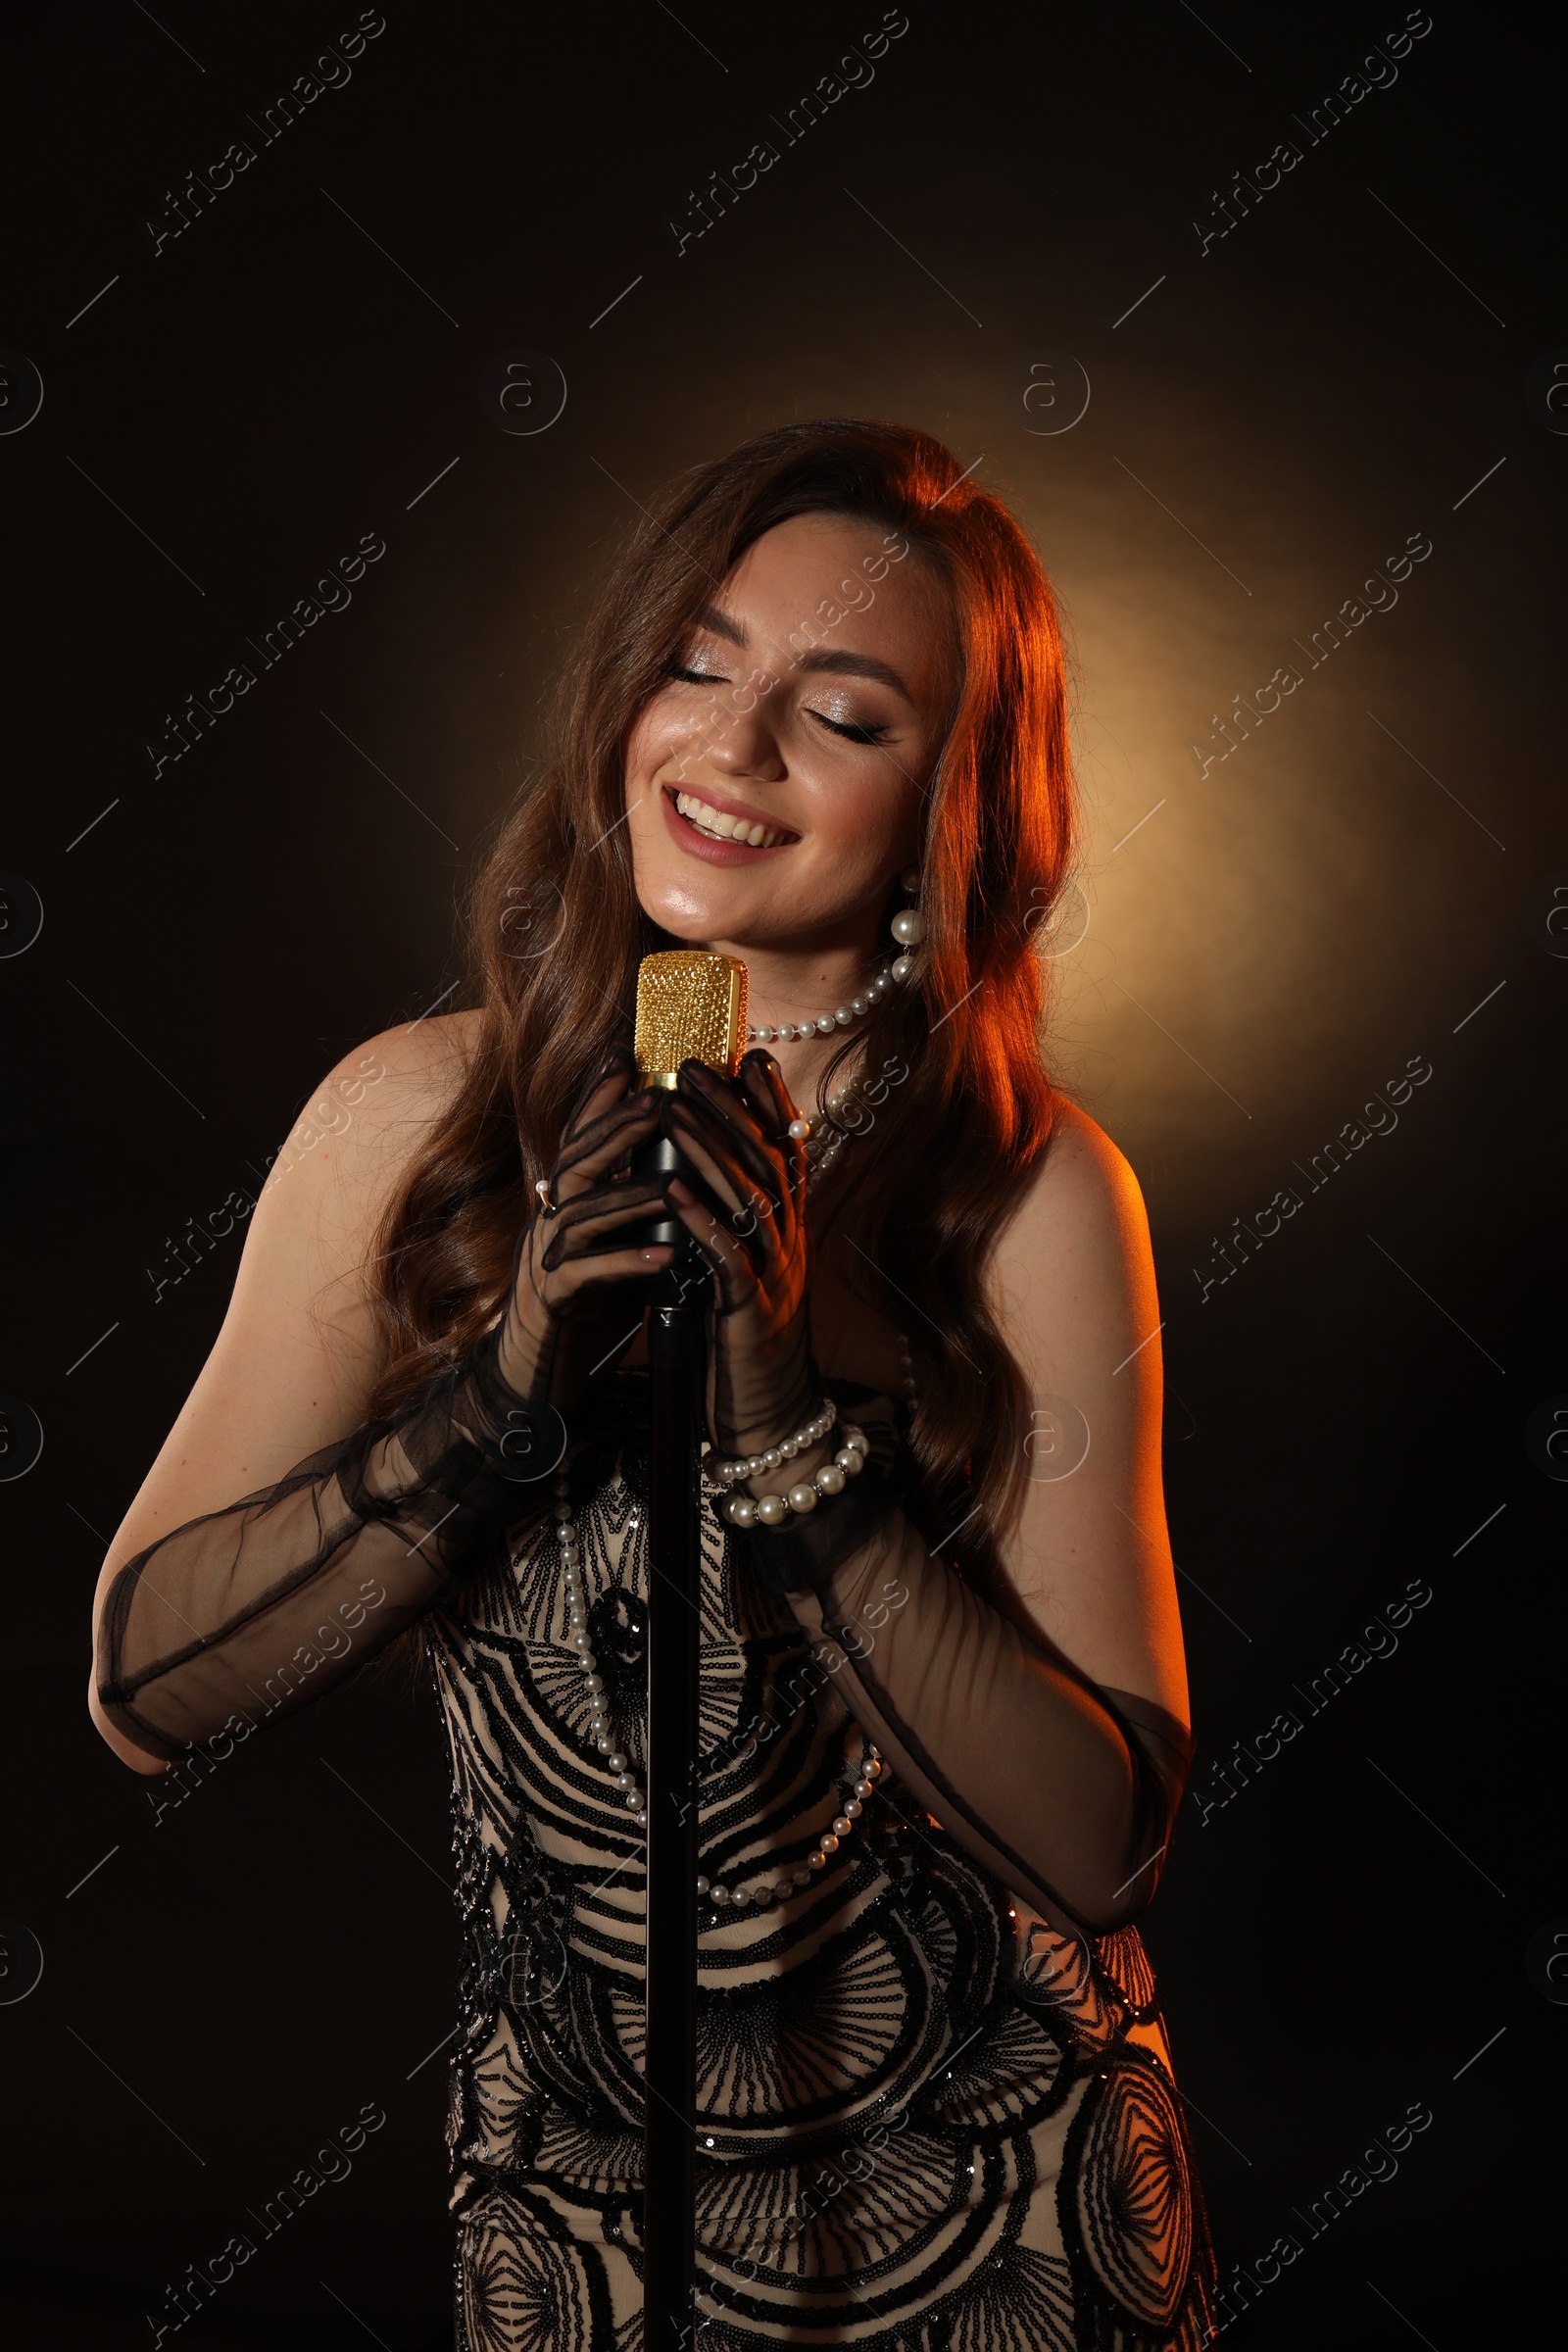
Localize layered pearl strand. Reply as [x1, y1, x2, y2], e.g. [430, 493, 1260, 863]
[709, 1400, 872, 1527]
[697, 1746, 888, 1911]
[756, 882, 927, 1185]
[707, 1395, 839, 1479]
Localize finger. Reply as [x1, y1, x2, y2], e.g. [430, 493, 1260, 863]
[666, 1103, 784, 1261]
[739, 1048, 800, 1127]
[732, 1052, 808, 1202]
[662, 1180, 764, 1312]
[654, 1126, 762, 1248]
[676, 1072, 804, 1260]
[546, 1242, 674, 1311]
[563, 1044, 636, 1134]
[556, 1051, 645, 1166]
[666, 1122, 790, 1298]
[673, 1063, 790, 1213]
[560, 1079, 657, 1161]
[555, 1092, 662, 1197]
[739, 1053, 808, 1207]
[706, 1057, 805, 1240]
[665, 1101, 751, 1213]
[680, 1054, 784, 1134]
[540, 1181, 671, 1268]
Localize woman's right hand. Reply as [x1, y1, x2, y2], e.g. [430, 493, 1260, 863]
[495, 1046, 673, 1406]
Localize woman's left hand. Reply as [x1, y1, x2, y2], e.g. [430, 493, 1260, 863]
[663, 1051, 815, 1455]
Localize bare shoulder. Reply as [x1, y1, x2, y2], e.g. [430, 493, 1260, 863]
[989, 1098, 1158, 1374]
[295, 1004, 483, 1177]
[259, 1006, 484, 1286]
[180, 1001, 484, 1402]
[1015, 1097, 1150, 1229]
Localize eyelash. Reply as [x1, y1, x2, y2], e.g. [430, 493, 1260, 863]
[662, 659, 890, 746]
[812, 710, 889, 745]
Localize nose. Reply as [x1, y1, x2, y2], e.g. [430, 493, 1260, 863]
[676, 685, 787, 787]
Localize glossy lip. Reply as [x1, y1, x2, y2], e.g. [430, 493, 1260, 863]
[657, 781, 800, 865]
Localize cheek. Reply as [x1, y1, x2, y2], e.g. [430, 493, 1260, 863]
[624, 709, 663, 802]
[804, 760, 919, 870]
[808, 794, 881, 865]
[625, 694, 710, 802]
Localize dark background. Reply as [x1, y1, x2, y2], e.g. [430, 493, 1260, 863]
[2, 3, 1561, 2343]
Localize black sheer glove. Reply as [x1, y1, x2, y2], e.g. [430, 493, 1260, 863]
[96, 1048, 675, 1767]
[741, 1451, 1193, 1938]
[95, 1322, 566, 1764]
[662, 1052, 814, 1455]
[497, 1046, 673, 1412]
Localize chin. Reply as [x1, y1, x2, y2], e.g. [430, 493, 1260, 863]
[632, 851, 747, 920]
[637, 878, 737, 937]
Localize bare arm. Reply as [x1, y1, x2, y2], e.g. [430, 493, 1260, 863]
[988, 1099, 1189, 1729]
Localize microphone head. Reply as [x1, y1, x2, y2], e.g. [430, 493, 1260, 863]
[634, 950, 749, 1089]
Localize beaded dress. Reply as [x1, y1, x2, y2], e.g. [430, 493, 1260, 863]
[431, 1371, 1218, 2350]
[97, 1264, 1217, 2352]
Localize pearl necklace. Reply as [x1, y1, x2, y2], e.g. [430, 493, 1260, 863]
[749, 955, 906, 1046]
[697, 1744, 887, 1913]
[745, 904, 925, 1046]
[554, 1482, 646, 1830]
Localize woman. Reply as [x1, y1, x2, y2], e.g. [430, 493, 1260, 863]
[91, 419, 1217, 2348]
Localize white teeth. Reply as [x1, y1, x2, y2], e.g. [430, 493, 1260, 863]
[673, 792, 787, 849]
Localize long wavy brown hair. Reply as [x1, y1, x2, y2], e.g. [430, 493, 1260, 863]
[365, 417, 1077, 1589]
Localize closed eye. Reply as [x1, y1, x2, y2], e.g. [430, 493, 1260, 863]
[666, 655, 889, 744]
[808, 709, 891, 745]
[663, 658, 729, 686]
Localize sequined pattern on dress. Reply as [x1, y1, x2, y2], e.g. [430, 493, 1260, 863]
[428, 1375, 1217, 2350]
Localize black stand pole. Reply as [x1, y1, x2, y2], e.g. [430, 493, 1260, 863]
[643, 1281, 703, 2348]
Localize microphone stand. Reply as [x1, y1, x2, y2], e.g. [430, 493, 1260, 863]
[633, 1129, 706, 2349]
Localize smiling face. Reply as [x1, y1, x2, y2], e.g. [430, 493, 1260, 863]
[623, 512, 956, 959]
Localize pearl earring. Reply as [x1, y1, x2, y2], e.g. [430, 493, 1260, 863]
[746, 866, 925, 1051]
[889, 863, 924, 981]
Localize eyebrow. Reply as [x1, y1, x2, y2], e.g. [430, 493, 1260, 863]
[691, 604, 914, 705]
[693, 603, 748, 648]
[797, 647, 914, 704]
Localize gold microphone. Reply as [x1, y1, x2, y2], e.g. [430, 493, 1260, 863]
[627, 950, 750, 1253]
[633, 949, 749, 1088]
[634, 953, 744, 2301]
